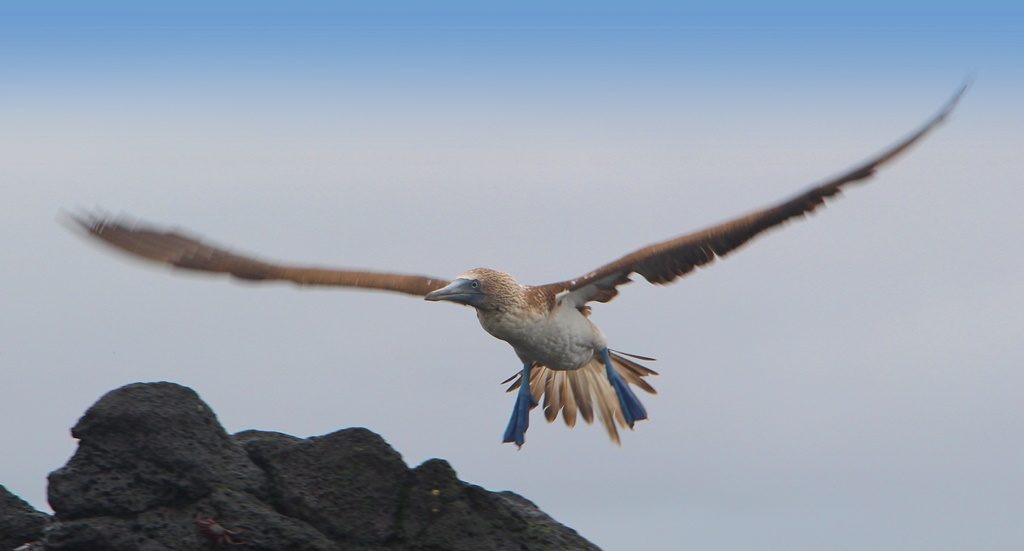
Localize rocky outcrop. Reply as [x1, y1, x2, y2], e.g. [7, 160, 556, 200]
[47, 383, 269, 520]
[2, 382, 598, 550]
[0, 485, 48, 550]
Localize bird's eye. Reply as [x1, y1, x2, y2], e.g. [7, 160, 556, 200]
[471, 280, 480, 289]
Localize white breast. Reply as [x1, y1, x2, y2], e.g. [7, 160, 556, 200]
[477, 300, 607, 371]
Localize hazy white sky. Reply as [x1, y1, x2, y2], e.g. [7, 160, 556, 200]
[2, 4, 1023, 549]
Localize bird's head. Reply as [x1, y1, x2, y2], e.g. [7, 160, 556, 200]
[424, 268, 522, 310]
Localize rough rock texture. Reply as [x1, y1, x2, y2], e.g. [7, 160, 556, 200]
[2, 382, 599, 550]
[257, 427, 408, 544]
[48, 383, 269, 520]
[397, 459, 598, 550]
[0, 484, 49, 549]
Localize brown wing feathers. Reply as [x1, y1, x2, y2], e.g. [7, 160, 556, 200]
[72, 84, 964, 304]
[70, 213, 448, 297]
[545, 83, 967, 301]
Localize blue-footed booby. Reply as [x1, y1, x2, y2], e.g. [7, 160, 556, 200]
[70, 86, 965, 447]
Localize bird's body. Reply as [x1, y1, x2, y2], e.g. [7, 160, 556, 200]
[464, 271, 605, 371]
[482, 295, 605, 371]
[69, 85, 966, 447]
[423, 268, 650, 444]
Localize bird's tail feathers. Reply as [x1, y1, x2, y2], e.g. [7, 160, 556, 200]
[609, 348, 657, 362]
[502, 351, 657, 444]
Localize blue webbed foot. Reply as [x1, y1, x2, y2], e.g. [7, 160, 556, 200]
[600, 348, 648, 428]
[502, 364, 537, 447]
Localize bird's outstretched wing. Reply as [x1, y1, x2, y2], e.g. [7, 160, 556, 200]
[538, 84, 968, 305]
[69, 213, 448, 297]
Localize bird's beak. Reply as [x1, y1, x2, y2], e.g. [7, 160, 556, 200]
[424, 278, 482, 306]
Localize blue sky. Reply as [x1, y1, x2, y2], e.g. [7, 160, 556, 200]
[4, 1, 1020, 71]
[5, 2, 1015, 127]
[2, 1, 1021, 27]
[2, 3, 1023, 550]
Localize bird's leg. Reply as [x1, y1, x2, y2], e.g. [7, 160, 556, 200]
[502, 362, 537, 447]
[600, 348, 648, 428]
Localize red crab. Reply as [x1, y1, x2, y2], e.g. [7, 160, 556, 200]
[195, 514, 245, 546]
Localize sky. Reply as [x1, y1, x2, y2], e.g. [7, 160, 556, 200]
[2, 2, 1023, 549]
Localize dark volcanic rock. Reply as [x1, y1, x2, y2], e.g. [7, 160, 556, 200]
[399, 459, 597, 550]
[47, 382, 268, 520]
[233, 429, 303, 468]
[15, 382, 598, 550]
[258, 428, 408, 544]
[0, 484, 49, 549]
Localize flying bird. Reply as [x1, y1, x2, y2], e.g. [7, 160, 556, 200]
[70, 86, 965, 447]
